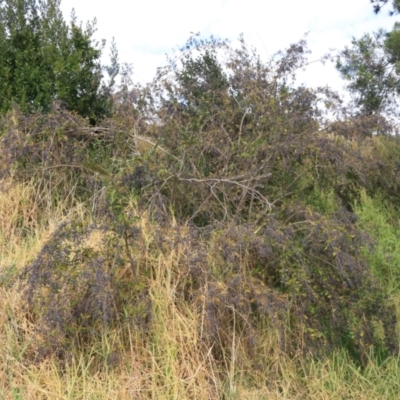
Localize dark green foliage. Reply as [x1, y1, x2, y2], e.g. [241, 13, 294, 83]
[0, 0, 114, 123]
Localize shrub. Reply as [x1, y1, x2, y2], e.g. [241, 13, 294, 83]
[9, 34, 400, 367]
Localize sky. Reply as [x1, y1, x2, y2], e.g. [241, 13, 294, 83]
[59, 0, 397, 93]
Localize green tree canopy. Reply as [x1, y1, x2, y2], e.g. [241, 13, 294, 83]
[336, 1, 400, 118]
[0, 0, 116, 123]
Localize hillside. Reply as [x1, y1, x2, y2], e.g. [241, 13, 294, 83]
[1, 34, 400, 399]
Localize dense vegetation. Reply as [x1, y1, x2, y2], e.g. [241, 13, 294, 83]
[1, 1, 400, 398]
[0, 0, 117, 123]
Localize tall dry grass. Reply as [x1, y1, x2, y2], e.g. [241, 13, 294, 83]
[1, 177, 400, 399]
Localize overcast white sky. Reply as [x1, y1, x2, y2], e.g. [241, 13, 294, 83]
[60, 0, 396, 93]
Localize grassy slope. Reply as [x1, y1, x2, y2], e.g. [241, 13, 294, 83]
[1, 179, 400, 399]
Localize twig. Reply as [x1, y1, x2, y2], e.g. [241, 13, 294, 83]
[177, 176, 273, 210]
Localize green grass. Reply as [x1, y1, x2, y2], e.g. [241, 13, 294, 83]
[355, 191, 400, 294]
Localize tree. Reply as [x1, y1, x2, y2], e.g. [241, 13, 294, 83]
[0, 0, 116, 123]
[336, 1, 400, 118]
[371, 0, 400, 15]
[336, 30, 399, 115]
